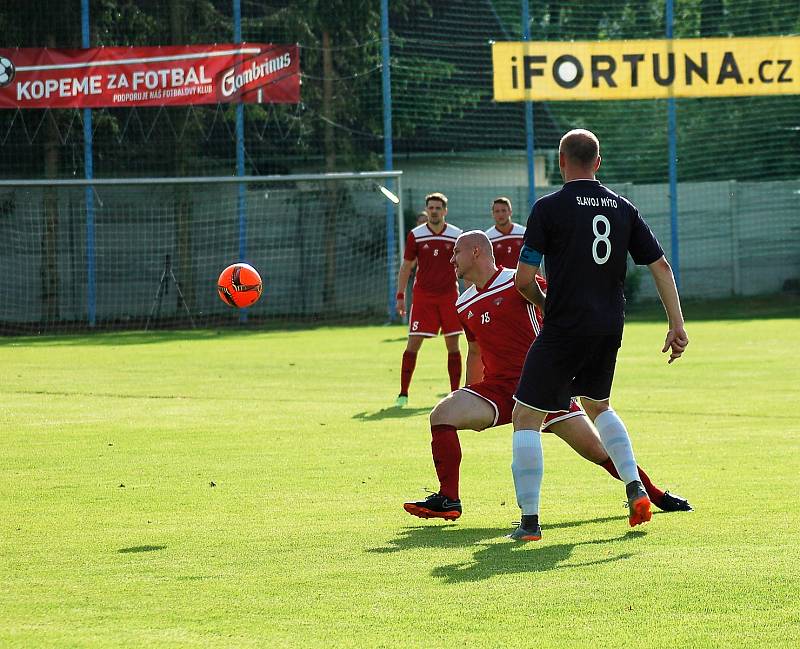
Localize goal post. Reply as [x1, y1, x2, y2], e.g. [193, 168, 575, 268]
[0, 170, 404, 334]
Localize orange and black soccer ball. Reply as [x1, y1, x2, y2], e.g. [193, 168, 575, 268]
[217, 263, 263, 308]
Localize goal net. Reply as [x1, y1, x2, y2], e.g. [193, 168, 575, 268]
[0, 172, 403, 334]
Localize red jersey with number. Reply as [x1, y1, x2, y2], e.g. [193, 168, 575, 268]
[486, 223, 525, 270]
[404, 222, 462, 297]
[456, 268, 547, 382]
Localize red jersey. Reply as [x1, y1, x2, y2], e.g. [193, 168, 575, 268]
[486, 223, 525, 270]
[404, 222, 462, 297]
[456, 268, 547, 382]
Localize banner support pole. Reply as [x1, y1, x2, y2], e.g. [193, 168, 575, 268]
[666, 0, 681, 289]
[233, 0, 248, 322]
[81, 0, 96, 326]
[381, 0, 397, 323]
[522, 0, 536, 208]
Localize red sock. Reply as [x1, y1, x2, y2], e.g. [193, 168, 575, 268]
[399, 351, 417, 396]
[600, 459, 665, 507]
[636, 465, 665, 507]
[431, 424, 461, 500]
[447, 351, 462, 391]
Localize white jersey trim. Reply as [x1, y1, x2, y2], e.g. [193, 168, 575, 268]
[526, 302, 540, 336]
[456, 268, 517, 313]
[511, 395, 564, 414]
[542, 409, 585, 430]
[486, 223, 525, 241]
[412, 223, 462, 242]
[574, 394, 612, 402]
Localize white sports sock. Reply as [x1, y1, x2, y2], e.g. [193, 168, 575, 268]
[594, 409, 641, 485]
[511, 429, 544, 516]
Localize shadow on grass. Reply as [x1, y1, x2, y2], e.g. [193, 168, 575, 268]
[369, 524, 644, 582]
[0, 328, 297, 348]
[117, 545, 166, 554]
[369, 516, 626, 554]
[431, 531, 642, 583]
[352, 407, 430, 421]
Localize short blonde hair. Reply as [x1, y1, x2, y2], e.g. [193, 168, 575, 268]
[559, 129, 600, 166]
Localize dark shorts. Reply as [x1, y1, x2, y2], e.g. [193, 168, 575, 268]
[462, 380, 584, 430]
[514, 327, 623, 412]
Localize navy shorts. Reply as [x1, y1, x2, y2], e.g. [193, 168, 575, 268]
[514, 326, 623, 412]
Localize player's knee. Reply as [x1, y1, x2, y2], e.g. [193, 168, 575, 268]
[406, 337, 424, 352]
[511, 402, 527, 428]
[512, 401, 542, 430]
[430, 395, 454, 426]
[580, 397, 609, 421]
[444, 338, 460, 353]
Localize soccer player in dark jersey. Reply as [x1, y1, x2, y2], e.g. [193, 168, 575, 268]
[485, 197, 526, 270]
[403, 231, 691, 524]
[395, 193, 464, 407]
[510, 129, 689, 541]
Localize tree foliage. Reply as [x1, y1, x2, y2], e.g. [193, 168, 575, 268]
[0, 0, 797, 181]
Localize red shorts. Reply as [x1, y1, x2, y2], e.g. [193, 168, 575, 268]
[462, 379, 584, 430]
[408, 292, 462, 337]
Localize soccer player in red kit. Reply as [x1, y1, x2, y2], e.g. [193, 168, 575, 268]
[403, 231, 691, 523]
[395, 193, 463, 407]
[485, 196, 526, 269]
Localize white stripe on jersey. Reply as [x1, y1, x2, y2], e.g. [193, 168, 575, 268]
[415, 235, 460, 243]
[412, 223, 462, 242]
[542, 408, 585, 427]
[456, 268, 516, 313]
[456, 279, 515, 313]
[527, 302, 540, 335]
[485, 223, 525, 241]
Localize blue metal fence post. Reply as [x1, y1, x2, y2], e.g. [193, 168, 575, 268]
[381, 0, 397, 322]
[234, 0, 248, 321]
[81, 0, 96, 326]
[666, 0, 681, 289]
[522, 0, 536, 209]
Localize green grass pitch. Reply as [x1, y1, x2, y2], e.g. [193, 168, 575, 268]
[1, 306, 799, 648]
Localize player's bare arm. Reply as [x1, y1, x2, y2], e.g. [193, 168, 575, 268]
[395, 258, 416, 317]
[465, 339, 483, 385]
[648, 256, 689, 363]
[514, 260, 545, 309]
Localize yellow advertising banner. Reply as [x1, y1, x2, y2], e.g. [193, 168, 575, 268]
[492, 36, 800, 101]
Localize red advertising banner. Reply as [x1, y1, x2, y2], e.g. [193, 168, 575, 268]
[0, 44, 300, 109]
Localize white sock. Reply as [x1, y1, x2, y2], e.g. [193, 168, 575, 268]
[511, 429, 543, 516]
[594, 409, 641, 485]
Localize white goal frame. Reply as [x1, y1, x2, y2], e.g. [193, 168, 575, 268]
[0, 170, 404, 329]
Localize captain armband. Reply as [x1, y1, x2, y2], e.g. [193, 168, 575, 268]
[518, 245, 543, 267]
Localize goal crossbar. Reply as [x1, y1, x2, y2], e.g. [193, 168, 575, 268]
[0, 170, 403, 188]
